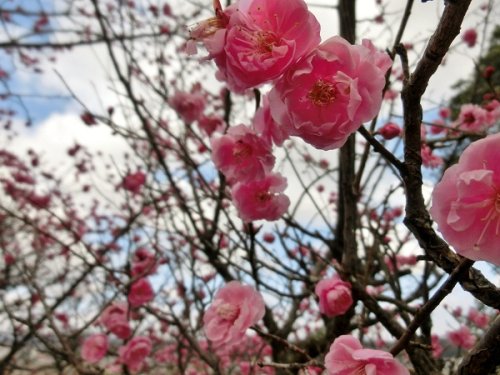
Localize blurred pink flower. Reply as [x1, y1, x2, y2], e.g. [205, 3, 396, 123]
[468, 308, 489, 329]
[378, 122, 401, 140]
[269, 37, 391, 150]
[169, 91, 206, 123]
[325, 335, 409, 375]
[198, 114, 224, 136]
[448, 326, 476, 350]
[122, 171, 146, 194]
[81, 333, 108, 363]
[128, 278, 154, 307]
[431, 335, 443, 359]
[252, 95, 290, 147]
[231, 173, 290, 222]
[456, 104, 490, 132]
[484, 99, 500, 124]
[101, 302, 132, 339]
[462, 28, 477, 47]
[131, 248, 157, 277]
[211, 125, 275, 184]
[315, 276, 353, 317]
[430, 118, 446, 135]
[430, 133, 500, 265]
[421, 145, 443, 169]
[119, 336, 152, 372]
[439, 107, 451, 119]
[203, 281, 265, 348]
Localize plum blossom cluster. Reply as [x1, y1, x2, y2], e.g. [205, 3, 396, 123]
[80, 248, 158, 371]
[190, 0, 391, 221]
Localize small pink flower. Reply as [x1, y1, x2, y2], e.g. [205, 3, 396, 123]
[439, 107, 451, 119]
[430, 133, 500, 265]
[101, 302, 132, 339]
[378, 122, 401, 140]
[431, 335, 443, 359]
[462, 28, 477, 47]
[119, 336, 152, 372]
[81, 333, 108, 363]
[468, 308, 489, 329]
[231, 173, 290, 222]
[122, 171, 146, 194]
[447, 326, 476, 350]
[315, 276, 353, 317]
[211, 125, 275, 184]
[456, 104, 490, 132]
[169, 91, 206, 123]
[430, 118, 446, 135]
[198, 114, 224, 136]
[128, 278, 154, 307]
[324, 335, 409, 375]
[269, 37, 391, 150]
[131, 248, 157, 277]
[421, 145, 443, 169]
[203, 281, 265, 348]
[81, 111, 97, 126]
[484, 99, 500, 124]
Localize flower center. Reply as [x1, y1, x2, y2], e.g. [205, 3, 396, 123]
[463, 113, 475, 124]
[216, 302, 239, 321]
[307, 80, 337, 106]
[255, 31, 278, 54]
[233, 140, 253, 160]
[256, 191, 272, 202]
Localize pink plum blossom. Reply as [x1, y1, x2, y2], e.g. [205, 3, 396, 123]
[119, 336, 152, 372]
[439, 107, 451, 119]
[122, 171, 146, 194]
[131, 248, 157, 277]
[447, 326, 476, 350]
[421, 145, 443, 169]
[191, 0, 321, 92]
[169, 90, 206, 123]
[456, 104, 490, 132]
[324, 335, 409, 375]
[462, 28, 477, 48]
[101, 302, 132, 339]
[128, 278, 154, 307]
[231, 173, 290, 222]
[269, 36, 391, 150]
[211, 125, 275, 184]
[378, 122, 401, 140]
[203, 281, 265, 348]
[315, 276, 353, 317]
[430, 133, 500, 265]
[81, 334, 108, 363]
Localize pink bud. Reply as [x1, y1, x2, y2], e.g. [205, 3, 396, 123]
[378, 122, 401, 140]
